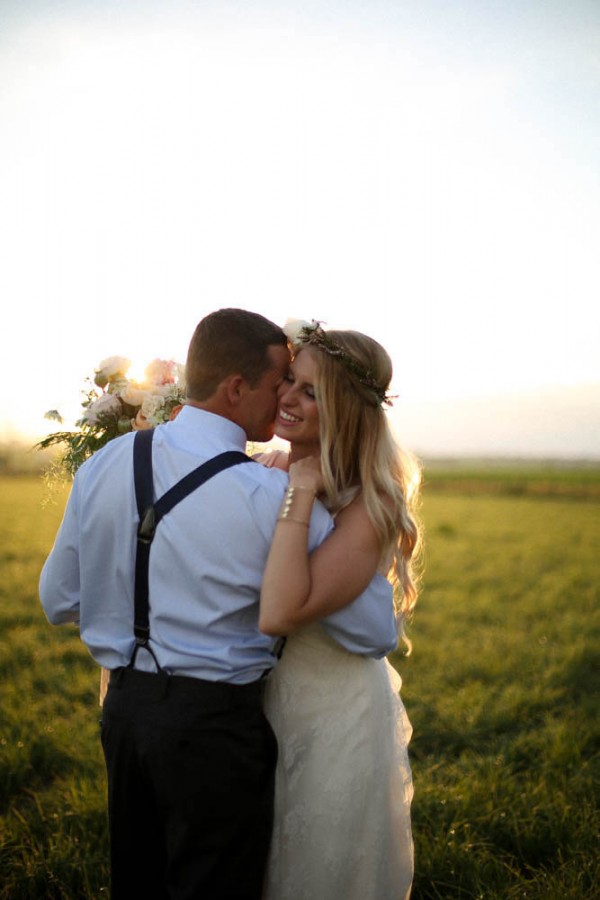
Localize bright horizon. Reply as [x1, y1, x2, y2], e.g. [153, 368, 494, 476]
[1, 0, 599, 458]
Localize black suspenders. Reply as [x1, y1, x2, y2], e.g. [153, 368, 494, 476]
[130, 427, 252, 671]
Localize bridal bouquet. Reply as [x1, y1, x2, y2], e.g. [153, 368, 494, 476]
[38, 356, 186, 477]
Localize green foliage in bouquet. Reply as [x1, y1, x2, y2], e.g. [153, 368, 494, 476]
[36, 356, 186, 478]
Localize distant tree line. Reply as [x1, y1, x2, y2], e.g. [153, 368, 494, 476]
[0, 440, 57, 475]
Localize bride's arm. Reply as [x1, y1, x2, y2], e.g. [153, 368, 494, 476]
[259, 459, 383, 636]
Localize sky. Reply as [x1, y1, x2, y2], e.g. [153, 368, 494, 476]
[1, 0, 599, 458]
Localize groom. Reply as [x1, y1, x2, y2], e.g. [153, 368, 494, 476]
[40, 308, 397, 899]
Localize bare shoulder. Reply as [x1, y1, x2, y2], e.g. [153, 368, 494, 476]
[333, 492, 376, 536]
[253, 449, 290, 471]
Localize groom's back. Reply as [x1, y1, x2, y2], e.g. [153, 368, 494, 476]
[71, 407, 316, 683]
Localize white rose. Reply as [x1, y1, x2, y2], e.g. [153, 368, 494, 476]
[97, 356, 131, 379]
[150, 383, 172, 397]
[82, 393, 122, 425]
[162, 383, 183, 402]
[141, 393, 166, 424]
[283, 319, 315, 345]
[145, 359, 175, 386]
[120, 385, 148, 407]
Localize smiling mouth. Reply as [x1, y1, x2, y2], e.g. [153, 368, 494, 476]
[279, 409, 301, 424]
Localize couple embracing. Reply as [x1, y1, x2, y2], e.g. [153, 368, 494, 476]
[40, 308, 420, 899]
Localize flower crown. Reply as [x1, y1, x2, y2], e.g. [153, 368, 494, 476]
[283, 319, 394, 408]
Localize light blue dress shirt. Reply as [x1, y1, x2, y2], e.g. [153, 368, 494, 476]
[40, 406, 398, 683]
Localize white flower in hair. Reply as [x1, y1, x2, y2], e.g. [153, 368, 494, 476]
[283, 318, 316, 346]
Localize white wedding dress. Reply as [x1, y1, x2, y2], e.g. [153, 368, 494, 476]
[262, 622, 414, 900]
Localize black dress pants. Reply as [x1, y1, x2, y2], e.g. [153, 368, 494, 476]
[101, 668, 277, 900]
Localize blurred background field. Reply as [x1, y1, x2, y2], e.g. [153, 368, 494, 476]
[1, 464, 598, 899]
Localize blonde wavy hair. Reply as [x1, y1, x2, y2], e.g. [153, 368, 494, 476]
[300, 330, 422, 645]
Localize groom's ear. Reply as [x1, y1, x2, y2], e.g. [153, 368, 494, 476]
[222, 374, 247, 407]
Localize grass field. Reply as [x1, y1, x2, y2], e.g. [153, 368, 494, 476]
[1, 468, 598, 898]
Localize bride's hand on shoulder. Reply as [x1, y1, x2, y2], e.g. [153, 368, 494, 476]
[288, 456, 324, 495]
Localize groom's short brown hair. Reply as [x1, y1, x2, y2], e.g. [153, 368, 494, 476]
[185, 308, 287, 401]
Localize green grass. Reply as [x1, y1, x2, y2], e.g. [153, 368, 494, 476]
[0, 477, 109, 899]
[1, 472, 599, 898]
[394, 484, 599, 898]
[422, 459, 600, 500]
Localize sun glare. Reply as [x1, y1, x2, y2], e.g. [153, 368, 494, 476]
[127, 362, 148, 385]
[1, 8, 599, 456]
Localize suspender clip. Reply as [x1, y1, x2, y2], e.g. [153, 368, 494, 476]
[138, 506, 156, 544]
[134, 625, 151, 645]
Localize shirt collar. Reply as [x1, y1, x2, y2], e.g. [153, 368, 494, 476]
[171, 405, 248, 452]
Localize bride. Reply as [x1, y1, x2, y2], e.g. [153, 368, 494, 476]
[257, 321, 421, 900]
